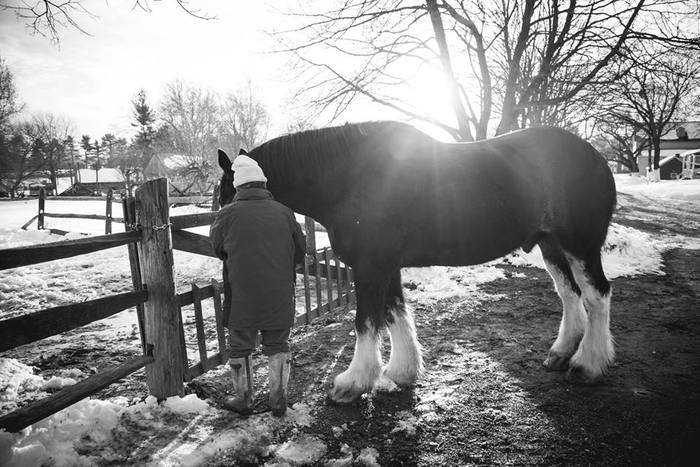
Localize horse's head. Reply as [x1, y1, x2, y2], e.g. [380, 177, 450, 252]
[217, 148, 249, 206]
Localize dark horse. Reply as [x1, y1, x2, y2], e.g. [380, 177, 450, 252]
[217, 121, 616, 403]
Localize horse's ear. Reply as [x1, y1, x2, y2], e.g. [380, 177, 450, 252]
[218, 149, 233, 173]
[239, 148, 248, 156]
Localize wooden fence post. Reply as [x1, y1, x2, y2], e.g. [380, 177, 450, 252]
[123, 195, 147, 354]
[211, 278, 228, 364]
[304, 216, 316, 255]
[38, 188, 45, 230]
[325, 248, 333, 313]
[335, 255, 344, 308]
[304, 216, 321, 321]
[192, 284, 208, 371]
[105, 189, 113, 234]
[135, 178, 184, 399]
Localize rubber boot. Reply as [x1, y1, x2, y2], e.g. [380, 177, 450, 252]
[268, 352, 291, 417]
[223, 356, 253, 415]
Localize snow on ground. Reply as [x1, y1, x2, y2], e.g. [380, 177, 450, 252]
[1, 178, 699, 466]
[614, 173, 700, 205]
[403, 221, 699, 302]
[0, 391, 317, 467]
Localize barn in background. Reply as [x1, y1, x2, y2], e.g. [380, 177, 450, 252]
[61, 168, 127, 195]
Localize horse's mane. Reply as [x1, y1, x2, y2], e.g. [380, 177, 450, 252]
[249, 121, 424, 183]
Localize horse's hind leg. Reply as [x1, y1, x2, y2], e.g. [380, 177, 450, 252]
[539, 239, 586, 371]
[566, 252, 614, 384]
[329, 276, 387, 403]
[382, 270, 424, 387]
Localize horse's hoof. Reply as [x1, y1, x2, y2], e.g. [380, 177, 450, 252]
[376, 372, 399, 392]
[381, 366, 417, 388]
[326, 387, 362, 405]
[543, 352, 570, 372]
[565, 365, 602, 386]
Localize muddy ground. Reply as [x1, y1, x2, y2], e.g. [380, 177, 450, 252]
[196, 191, 699, 466]
[266, 260, 698, 465]
[4, 189, 699, 466]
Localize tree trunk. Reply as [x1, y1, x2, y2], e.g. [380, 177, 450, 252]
[426, 0, 473, 142]
[496, 0, 536, 135]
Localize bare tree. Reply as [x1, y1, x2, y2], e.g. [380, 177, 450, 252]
[0, 57, 23, 131]
[31, 112, 73, 191]
[219, 81, 271, 152]
[604, 49, 699, 179]
[275, 0, 699, 139]
[591, 118, 644, 173]
[0, 0, 212, 43]
[159, 79, 219, 194]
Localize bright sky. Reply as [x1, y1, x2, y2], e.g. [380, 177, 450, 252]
[0, 1, 304, 139]
[0, 1, 457, 142]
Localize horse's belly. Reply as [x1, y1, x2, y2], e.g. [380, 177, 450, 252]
[401, 225, 529, 268]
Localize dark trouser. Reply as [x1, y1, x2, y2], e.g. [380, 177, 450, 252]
[229, 328, 291, 358]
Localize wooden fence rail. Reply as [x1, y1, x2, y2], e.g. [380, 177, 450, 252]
[0, 290, 148, 353]
[43, 212, 125, 223]
[0, 354, 154, 433]
[0, 231, 140, 271]
[171, 212, 219, 231]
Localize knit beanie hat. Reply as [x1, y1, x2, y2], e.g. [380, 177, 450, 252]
[232, 155, 268, 187]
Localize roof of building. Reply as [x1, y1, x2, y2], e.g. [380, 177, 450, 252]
[76, 168, 126, 184]
[680, 148, 700, 156]
[660, 154, 682, 166]
[659, 138, 700, 150]
[661, 121, 700, 139]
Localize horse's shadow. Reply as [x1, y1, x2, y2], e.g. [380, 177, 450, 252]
[426, 259, 700, 465]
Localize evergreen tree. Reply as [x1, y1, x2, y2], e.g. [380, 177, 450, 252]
[101, 133, 116, 162]
[92, 139, 102, 193]
[80, 134, 92, 169]
[152, 123, 177, 154]
[64, 135, 77, 184]
[1, 122, 46, 197]
[131, 89, 156, 168]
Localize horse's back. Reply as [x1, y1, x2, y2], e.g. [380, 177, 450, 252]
[322, 123, 615, 270]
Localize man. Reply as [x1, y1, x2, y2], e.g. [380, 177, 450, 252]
[210, 154, 306, 416]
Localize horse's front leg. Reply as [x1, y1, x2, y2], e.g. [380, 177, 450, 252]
[330, 279, 386, 404]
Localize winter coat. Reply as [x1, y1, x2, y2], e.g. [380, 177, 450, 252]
[210, 188, 306, 330]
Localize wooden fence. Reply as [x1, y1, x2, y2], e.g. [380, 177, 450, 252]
[20, 188, 215, 235]
[0, 177, 354, 432]
[0, 226, 150, 432]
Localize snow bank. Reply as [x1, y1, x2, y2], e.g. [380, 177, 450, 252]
[0, 397, 126, 467]
[403, 264, 506, 301]
[0, 396, 319, 467]
[0, 359, 44, 412]
[403, 221, 696, 301]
